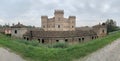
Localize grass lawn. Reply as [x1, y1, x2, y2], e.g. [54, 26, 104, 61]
[0, 31, 120, 61]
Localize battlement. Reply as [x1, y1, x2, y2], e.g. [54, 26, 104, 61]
[54, 10, 64, 14]
[69, 16, 76, 19]
[54, 10, 64, 17]
[41, 16, 48, 18]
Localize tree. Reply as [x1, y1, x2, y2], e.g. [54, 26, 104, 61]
[3, 24, 10, 28]
[105, 19, 119, 33]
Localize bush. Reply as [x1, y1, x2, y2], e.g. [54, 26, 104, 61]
[52, 42, 69, 48]
[15, 39, 45, 47]
[26, 41, 39, 46]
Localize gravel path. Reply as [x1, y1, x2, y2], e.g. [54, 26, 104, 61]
[0, 48, 26, 61]
[74, 38, 120, 61]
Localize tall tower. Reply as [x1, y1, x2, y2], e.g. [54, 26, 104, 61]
[54, 10, 64, 31]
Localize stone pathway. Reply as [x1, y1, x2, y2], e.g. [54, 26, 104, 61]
[74, 38, 120, 61]
[0, 48, 26, 61]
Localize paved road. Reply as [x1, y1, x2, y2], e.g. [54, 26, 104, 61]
[75, 38, 120, 61]
[0, 48, 26, 61]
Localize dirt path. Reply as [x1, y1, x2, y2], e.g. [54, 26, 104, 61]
[74, 38, 120, 61]
[0, 48, 26, 61]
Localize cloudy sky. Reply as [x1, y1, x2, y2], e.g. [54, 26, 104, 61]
[0, 0, 120, 27]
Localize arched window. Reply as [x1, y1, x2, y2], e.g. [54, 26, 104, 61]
[79, 38, 81, 42]
[56, 40, 59, 42]
[14, 30, 17, 34]
[24, 37, 26, 39]
[27, 38, 29, 40]
[65, 39, 68, 42]
[92, 36, 94, 39]
[82, 38, 84, 41]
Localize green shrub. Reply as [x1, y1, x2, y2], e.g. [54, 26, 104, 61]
[16, 39, 45, 47]
[25, 41, 39, 46]
[51, 42, 69, 48]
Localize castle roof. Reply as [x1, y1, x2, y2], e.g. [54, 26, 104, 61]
[23, 30, 97, 38]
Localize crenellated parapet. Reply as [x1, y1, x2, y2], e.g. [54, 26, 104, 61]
[54, 10, 64, 18]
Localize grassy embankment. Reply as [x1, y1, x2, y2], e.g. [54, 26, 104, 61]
[0, 31, 120, 61]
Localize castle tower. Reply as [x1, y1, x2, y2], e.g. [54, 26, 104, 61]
[41, 16, 48, 31]
[69, 16, 76, 31]
[41, 10, 76, 31]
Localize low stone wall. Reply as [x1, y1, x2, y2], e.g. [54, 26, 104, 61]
[23, 35, 98, 44]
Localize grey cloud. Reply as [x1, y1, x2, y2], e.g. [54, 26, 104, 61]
[0, 0, 120, 27]
[0, 0, 32, 18]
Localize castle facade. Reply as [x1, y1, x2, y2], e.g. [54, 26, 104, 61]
[22, 10, 107, 44]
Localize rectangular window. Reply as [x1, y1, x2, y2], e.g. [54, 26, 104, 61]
[43, 25, 45, 28]
[72, 26, 74, 28]
[102, 30, 105, 33]
[38, 39, 40, 43]
[58, 25, 60, 28]
[42, 39, 44, 43]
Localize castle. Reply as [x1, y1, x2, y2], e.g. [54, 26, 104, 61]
[3, 10, 107, 44]
[22, 10, 107, 44]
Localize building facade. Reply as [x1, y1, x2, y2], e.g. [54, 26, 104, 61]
[11, 22, 28, 38]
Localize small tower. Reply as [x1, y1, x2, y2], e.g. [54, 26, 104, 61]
[41, 16, 48, 31]
[69, 16, 76, 31]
